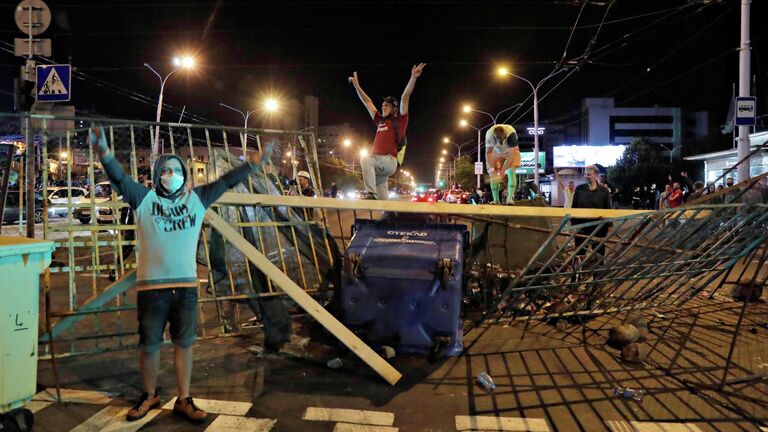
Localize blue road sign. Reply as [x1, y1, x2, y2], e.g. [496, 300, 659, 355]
[735, 96, 756, 126]
[36, 64, 71, 102]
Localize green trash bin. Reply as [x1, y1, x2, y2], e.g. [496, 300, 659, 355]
[0, 236, 54, 432]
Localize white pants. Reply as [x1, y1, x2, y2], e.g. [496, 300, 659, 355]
[360, 154, 397, 200]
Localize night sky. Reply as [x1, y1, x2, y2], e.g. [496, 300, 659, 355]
[2, 0, 767, 182]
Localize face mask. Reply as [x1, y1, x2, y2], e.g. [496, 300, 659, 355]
[161, 172, 184, 193]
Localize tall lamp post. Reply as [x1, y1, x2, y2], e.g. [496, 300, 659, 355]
[497, 66, 564, 188]
[458, 120, 482, 189]
[144, 56, 196, 155]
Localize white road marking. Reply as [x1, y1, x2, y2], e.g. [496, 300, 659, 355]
[606, 420, 636, 432]
[26, 400, 53, 413]
[333, 423, 399, 432]
[161, 398, 252, 416]
[33, 388, 117, 405]
[455, 415, 550, 431]
[303, 407, 395, 426]
[69, 406, 161, 432]
[606, 420, 704, 432]
[205, 415, 277, 432]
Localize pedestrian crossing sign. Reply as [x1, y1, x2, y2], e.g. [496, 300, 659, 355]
[36, 64, 71, 102]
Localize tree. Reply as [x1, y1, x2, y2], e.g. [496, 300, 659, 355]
[317, 156, 362, 194]
[454, 156, 476, 191]
[608, 139, 669, 200]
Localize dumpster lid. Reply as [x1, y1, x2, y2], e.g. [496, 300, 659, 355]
[0, 236, 55, 258]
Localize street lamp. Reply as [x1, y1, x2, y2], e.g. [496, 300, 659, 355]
[264, 98, 279, 112]
[497, 65, 566, 187]
[145, 55, 196, 155]
[343, 139, 352, 147]
[459, 119, 483, 189]
[360, 148, 369, 158]
[442, 149, 447, 155]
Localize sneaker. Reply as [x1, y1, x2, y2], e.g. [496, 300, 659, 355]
[173, 396, 207, 424]
[126, 392, 160, 422]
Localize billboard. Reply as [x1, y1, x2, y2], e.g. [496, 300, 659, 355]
[516, 152, 546, 174]
[553, 145, 626, 168]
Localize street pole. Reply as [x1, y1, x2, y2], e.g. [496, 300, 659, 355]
[737, 0, 751, 182]
[145, 64, 183, 155]
[476, 128, 481, 189]
[533, 87, 540, 187]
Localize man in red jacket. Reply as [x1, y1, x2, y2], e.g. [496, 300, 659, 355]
[668, 182, 684, 208]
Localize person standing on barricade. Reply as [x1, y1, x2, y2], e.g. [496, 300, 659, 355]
[349, 63, 425, 200]
[90, 126, 262, 425]
[485, 124, 521, 205]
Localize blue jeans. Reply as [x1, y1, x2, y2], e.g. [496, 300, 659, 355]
[137, 288, 198, 353]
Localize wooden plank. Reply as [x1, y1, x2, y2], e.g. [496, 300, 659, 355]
[206, 210, 402, 385]
[216, 193, 647, 219]
[39, 271, 137, 343]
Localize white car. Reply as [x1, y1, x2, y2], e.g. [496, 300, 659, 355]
[444, 189, 464, 204]
[74, 182, 122, 224]
[47, 187, 87, 217]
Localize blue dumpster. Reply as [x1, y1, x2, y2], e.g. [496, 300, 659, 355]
[342, 220, 467, 357]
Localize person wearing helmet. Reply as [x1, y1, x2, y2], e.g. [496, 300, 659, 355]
[90, 127, 262, 425]
[485, 124, 521, 204]
[297, 170, 315, 197]
[349, 63, 426, 199]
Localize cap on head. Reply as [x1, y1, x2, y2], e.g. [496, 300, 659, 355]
[297, 170, 311, 180]
[382, 96, 399, 107]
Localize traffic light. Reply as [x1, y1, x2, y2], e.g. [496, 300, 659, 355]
[438, 180, 445, 188]
[13, 78, 35, 112]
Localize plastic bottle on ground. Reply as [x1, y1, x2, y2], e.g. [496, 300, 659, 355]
[477, 372, 496, 391]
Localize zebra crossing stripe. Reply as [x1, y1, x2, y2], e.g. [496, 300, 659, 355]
[606, 420, 704, 432]
[33, 388, 117, 405]
[69, 406, 161, 432]
[161, 398, 252, 416]
[455, 415, 550, 431]
[204, 415, 277, 432]
[303, 407, 395, 426]
[606, 420, 635, 432]
[333, 423, 398, 432]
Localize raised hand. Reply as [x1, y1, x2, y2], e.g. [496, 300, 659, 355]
[411, 63, 426, 78]
[89, 126, 109, 158]
[348, 71, 360, 88]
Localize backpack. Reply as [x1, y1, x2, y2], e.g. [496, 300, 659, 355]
[392, 114, 407, 165]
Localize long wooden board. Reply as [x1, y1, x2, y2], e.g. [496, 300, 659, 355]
[205, 209, 402, 385]
[216, 193, 648, 219]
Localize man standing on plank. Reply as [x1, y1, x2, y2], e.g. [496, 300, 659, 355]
[349, 63, 425, 199]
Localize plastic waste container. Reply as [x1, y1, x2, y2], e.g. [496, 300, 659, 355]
[342, 219, 467, 357]
[0, 236, 54, 432]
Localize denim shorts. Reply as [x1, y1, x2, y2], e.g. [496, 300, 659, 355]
[137, 288, 198, 353]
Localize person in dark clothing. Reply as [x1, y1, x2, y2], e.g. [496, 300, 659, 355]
[330, 181, 338, 198]
[571, 164, 612, 258]
[297, 171, 316, 197]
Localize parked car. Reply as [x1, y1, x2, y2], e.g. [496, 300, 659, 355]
[47, 186, 88, 217]
[458, 191, 471, 204]
[74, 182, 121, 224]
[2, 190, 53, 224]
